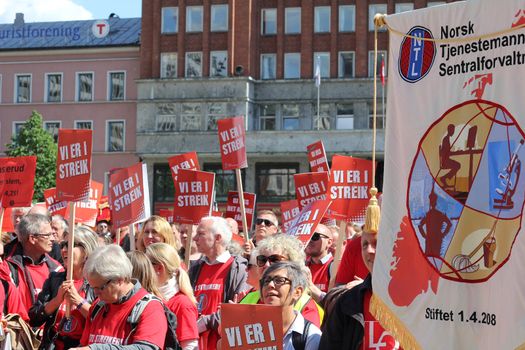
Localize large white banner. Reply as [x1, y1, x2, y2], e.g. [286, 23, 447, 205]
[373, 0, 525, 349]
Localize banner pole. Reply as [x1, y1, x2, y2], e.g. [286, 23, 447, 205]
[116, 228, 121, 246]
[129, 224, 136, 251]
[328, 219, 347, 289]
[65, 201, 76, 318]
[184, 224, 192, 268]
[235, 169, 249, 243]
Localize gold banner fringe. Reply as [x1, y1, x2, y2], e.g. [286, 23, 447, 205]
[369, 293, 422, 350]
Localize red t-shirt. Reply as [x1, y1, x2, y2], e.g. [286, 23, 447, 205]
[194, 258, 234, 350]
[308, 255, 334, 292]
[80, 287, 167, 348]
[335, 237, 369, 285]
[52, 280, 87, 350]
[166, 292, 199, 342]
[362, 291, 401, 350]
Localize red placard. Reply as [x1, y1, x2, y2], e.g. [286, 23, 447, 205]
[173, 169, 215, 224]
[328, 155, 373, 222]
[167, 151, 200, 182]
[220, 304, 283, 350]
[285, 199, 332, 244]
[109, 163, 151, 229]
[280, 199, 300, 233]
[44, 181, 103, 226]
[225, 191, 256, 232]
[1, 207, 14, 232]
[307, 140, 329, 172]
[159, 209, 174, 223]
[294, 172, 329, 210]
[56, 129, 92, 202]
[218, 116, 247, 170]
[0, 156, 36, 208]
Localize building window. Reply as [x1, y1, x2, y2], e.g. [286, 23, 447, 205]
[153, 164, 174, 203]
[261, 9, 277, 35]
[256, 163, 299, 202]
[161, 53, 177, 78]
[368, 51, 387, 78]
[13, 122, 25, 139]
[207, 103, 226, 130]
[314, 6, 330, 33]
[210, 51, 228, 77]
[211, 4, 228, 32]
[396, 3, 414, 13]
[106, 120, 125, 152]
[186, 6, 203, 32]
[261, 54, 276, 80]
[369, 101, 385, 129]
[108, 72, 125, 101]
[259, 104, 276, 130]
[185, 52, 202, 78]
[313, 103, 331, 130]
[162, 7, 178, 33]
[336, 103, 354, 130]
[284, 53, 300, 79]
[44, 121, 61, 142]
[338, 52, 355, 78]
[314, 53, 330, 78]
[156, 103, 178, 131]
[203, 163, 245, 202]
[45, 73, 62, 103]
[339, 5, 355, 32]
[180, 103, 201, 131]
[428, 1, 446, 7]
[369, 4, 388, 31]
[285, 7, 301, 34]
[77, 72, 93, 101]
[15, 74, 31, 103]
[75, 120, 93, 129]
[282, 104, 300, 130]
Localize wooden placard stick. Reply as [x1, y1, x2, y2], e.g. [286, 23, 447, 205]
[235, 169, 249, 242]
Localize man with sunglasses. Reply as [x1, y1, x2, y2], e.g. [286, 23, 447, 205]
[243, 210, 280, 259]
[305, 224, 334, 299]
[3, 214, 63, 311]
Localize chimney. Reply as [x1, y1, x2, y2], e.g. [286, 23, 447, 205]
[14, 13, 24, 26]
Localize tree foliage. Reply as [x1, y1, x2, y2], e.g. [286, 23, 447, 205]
[5, 111, 57, 202]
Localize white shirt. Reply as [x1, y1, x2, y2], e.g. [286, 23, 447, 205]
[203, 250, 231, 265]
[283, 311, 322, 350]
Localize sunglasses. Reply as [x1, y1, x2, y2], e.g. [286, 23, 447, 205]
[256, 254, 287, 267]
[310, 232, 330, 242]
[256, 218, 275, 227]
[59, 241, 82, 250]
[261, 275, 292, 287]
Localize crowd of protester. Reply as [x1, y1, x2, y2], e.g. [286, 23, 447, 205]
[0, 203, 389, 350]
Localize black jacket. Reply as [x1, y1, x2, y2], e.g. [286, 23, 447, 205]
[319, 274, 372, 350]
[28, 271, 95, 350]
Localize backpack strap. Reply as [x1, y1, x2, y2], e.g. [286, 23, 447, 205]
[90, 301, 107, 322]
[291, 318, 312, 350]
[1, 279, 9, 315]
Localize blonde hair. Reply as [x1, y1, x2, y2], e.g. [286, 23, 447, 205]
[126, 250, 163, 298]
[136, 215, 179, 252]
[146, 242, 197, 304]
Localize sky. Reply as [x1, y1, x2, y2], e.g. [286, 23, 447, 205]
[0, 0, 142, 23]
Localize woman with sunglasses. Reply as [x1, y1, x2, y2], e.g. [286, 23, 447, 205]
[239, 235, 324, 327]
[260, 261, 321, 350]
[146, 243, 199, 350]
[29, 226, 99, 350]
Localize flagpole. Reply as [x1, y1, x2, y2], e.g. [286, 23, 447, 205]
[317, 83, 320, 130]
[315, 55, 321, 130]
[382, 53, 386, 126]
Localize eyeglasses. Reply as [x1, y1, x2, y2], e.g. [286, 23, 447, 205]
[91, 279, 113, 293]
[32, 232, 55, 239]
[261, 275, 292, 287]
[59, 241, 82, 250]
[256, 254, 287, 267]
[310, 232, 330, 242]
[256, 218, 275, 227]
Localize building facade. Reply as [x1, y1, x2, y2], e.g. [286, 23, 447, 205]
[138, 0, 455, 213]
[0, 14, 141, 189]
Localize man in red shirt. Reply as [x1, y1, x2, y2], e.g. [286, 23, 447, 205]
[189, 216, 249, 350]
[305, 224, 334, 298]
[335, 233, 370, 288]
[3, 214, 63, 312]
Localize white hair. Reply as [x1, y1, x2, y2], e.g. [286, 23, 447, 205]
[200, 216, 233, 247]
[83, 244, 132, 281]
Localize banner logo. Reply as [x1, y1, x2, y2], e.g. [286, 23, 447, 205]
[399, 26, 436, 83]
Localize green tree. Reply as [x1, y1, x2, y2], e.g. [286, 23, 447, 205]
[5, 111, 57, 202]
